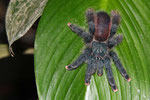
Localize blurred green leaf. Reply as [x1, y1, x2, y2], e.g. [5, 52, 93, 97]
[5, 0, 48, 53]
[35, 0, 150, 99]
[0, 44, 9, 58]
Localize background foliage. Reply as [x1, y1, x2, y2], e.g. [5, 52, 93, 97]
[5, 0, 48, 51]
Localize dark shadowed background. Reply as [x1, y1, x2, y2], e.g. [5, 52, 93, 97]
[0, 0, 38, 99]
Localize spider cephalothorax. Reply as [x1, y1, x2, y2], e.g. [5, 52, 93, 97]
[65, 9, 131, 92]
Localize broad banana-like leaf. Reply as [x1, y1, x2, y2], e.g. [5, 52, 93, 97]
[35, 0, 150, 99]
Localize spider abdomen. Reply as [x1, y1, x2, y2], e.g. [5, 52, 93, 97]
[92, 41, 107, 57]
[94, 12, 111, 41]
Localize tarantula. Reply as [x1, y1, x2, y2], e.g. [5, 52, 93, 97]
[65, 9, 131, 92]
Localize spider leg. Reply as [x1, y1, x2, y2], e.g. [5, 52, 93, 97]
[104, 57, 118, 92]
[86, 8, 95, 36]
[107, 34, 123, 49]
[67, 23, 92, 43]
[109, 51, 131, 82]
[110, 11, 121, 38]
[66, 47, 91, 70]
[97, 58, 104, 76]
[85, 56, 97, 85]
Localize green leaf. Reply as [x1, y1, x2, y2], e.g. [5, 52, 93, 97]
[0, 44, 9, 58]
[5, 0, 48, 54]
[35, 0, 150, 99]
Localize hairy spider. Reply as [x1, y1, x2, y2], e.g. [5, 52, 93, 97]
[65, 9, 131, 92]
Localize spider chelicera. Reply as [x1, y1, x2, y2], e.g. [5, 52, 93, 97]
[65, 9, 131, 92]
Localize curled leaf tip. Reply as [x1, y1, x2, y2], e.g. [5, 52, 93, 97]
[9, 47, 15, 57]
